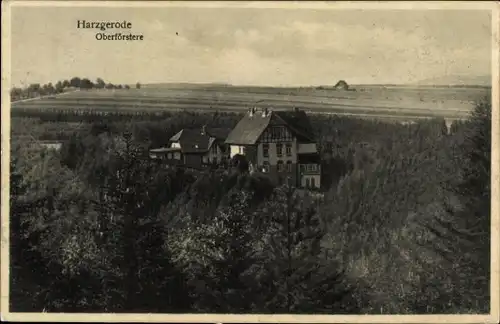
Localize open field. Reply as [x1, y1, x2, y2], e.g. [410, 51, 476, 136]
[11, 84, 490, 121]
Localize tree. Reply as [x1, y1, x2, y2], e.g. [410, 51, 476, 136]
[9, 142, 105, 311]
[62, 80, 70, 88]
[46, 82, 55, 95]
[230, 154, 249, 173]
[80, 78, 94, 89]
[69, 77, 82, 88]
[10, 87, 23, 100]
[95, 78, 106, 89]
[252, 186, 353, 313]
[136, 82, 141, 89]
[415, 100, 491, 313]
[89, 132, 191, 311]
[55, 81, 64, 93]
[27, 83, 41, 97]
[167, 190, 261, 312]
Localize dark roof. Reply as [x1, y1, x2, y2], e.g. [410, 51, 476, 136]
[168, 128, 214, 154]
[205, 127, 231, 141]
[274, 110, 315, 142]
[225, 111, 273, 145]
[150, 147, 181, 153]
[225, 109, 316, 145]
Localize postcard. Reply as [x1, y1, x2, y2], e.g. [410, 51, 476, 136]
[1, 1, 499, 323]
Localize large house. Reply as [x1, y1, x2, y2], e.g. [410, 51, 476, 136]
[225, 107, 321, 189]
[149, 125, 229, 169]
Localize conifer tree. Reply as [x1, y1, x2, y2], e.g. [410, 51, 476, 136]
[168, 190, 260, 312]
[253, 186, 352, 313]
[93, 131, 190, 311]
[415, 100, 491, 312]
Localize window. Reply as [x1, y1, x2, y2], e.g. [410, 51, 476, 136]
[306, 164, 317, 172]
[276, 143, 283, 157]
[262, 126, 292, 142]
[311, 177, 316, 188]
[277, 160, 284, 172]
[286, 143, 292, 156]
[286, 161, 293, 172]
[300, 164, 305, 173]
[263, 143, 269, 158]
[262, 161, 270, 173]
[167, 153, 172, 159]
[305, 178, 311, 188]
[242, 146, 247, 155]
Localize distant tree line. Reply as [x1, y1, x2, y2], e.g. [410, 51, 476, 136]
[10, 77, 141, 102]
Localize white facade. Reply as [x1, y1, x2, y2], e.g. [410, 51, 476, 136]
[301, 174, 321, 189]
[298, 143, 317, 154]
[230, 145, 246, 158]
[256, 140, 297, 166]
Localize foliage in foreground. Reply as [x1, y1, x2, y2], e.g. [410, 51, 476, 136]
[9, 101, 491, 313]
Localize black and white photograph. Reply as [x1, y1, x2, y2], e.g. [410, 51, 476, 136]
[1, 1, 498, 322]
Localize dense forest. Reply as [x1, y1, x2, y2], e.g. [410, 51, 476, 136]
[9, 99, 491, 313]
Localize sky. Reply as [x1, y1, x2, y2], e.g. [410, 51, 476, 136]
[10, 4, 493, 87]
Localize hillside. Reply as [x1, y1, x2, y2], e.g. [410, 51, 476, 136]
[415, 74, 491, 87]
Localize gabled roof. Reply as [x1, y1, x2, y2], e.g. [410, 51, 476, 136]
[168, 127, 227, 154]
[169, 129, 185, 142]
[169, 129, 211, 154]
[150, 147, 181, 153]
[225, 112, 273, 145]
[225, 109, 316, 145]
[274, 110, 315, 142]
[205, 127, 231, 141]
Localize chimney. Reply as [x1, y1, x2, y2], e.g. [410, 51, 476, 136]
[248, 107, 254, 117]
[262, 107, 269, 117]
[201, 125, 206, 135]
